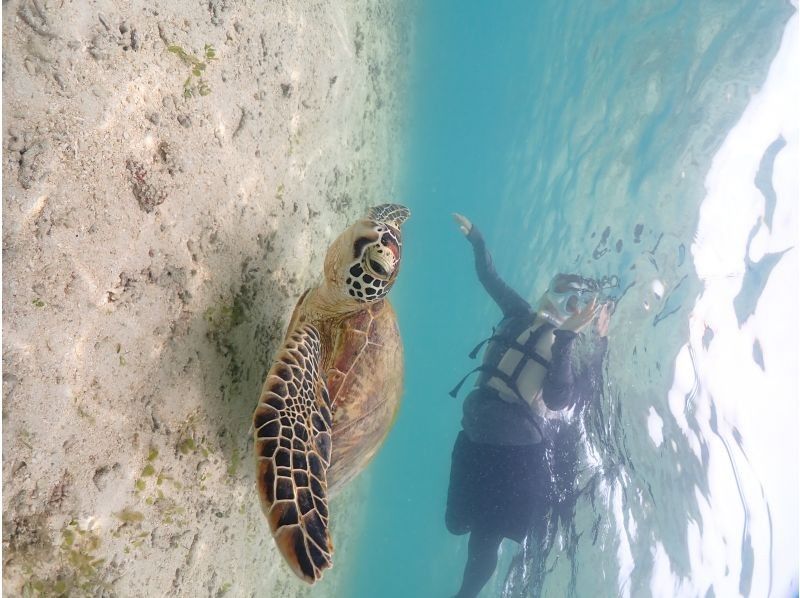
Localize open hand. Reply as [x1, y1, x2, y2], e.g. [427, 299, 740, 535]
[560, 297, 602, 333]
[452, 213, 472, 236]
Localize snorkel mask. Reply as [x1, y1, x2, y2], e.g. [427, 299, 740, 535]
[539, 274, 618, 326]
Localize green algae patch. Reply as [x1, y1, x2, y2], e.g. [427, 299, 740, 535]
[19, 520, 108, 596]
[114, 509, 144, 524]
[227, 446, 242, 477]
[167, 43, 217, 98]
[178, 437, 196, 455]
[204, 301, 245, 335]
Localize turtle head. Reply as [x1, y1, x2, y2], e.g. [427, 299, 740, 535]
[324, 204, 409, 304]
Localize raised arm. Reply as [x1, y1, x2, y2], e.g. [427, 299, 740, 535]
[453, 213, 531, 318]
[543, 302, 610, 410]
[542, 329, 580, 410]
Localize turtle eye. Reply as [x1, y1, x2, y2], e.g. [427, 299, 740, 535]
[362, 245, 394, 280]
[369, 260, 387, 277]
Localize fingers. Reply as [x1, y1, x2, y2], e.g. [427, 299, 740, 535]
[579, 297, 601, 322]
[594, 304, 611, 337]
[581, 302, 601, 325]
[451, 213, 472, 236]
[561, 298, 603, 332]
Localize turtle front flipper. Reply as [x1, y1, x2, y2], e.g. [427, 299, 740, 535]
[253, 323, 334, 584]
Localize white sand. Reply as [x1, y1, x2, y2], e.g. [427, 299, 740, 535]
[2, 0, 410, 595]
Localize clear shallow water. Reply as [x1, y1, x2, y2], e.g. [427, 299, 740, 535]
[337, 2, 796, 597]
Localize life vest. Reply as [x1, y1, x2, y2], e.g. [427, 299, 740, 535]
[449, 313, 555, 406]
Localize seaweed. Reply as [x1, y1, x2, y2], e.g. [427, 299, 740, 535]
[167, 43, 217, 98]
[19, 520, 109, 597]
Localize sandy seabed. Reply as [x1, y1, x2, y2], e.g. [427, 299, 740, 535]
[1, 0, 410, 595]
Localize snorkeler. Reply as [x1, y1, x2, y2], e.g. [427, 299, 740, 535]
[445, 213, 612, 598]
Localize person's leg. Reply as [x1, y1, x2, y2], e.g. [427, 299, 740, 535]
[445, 431, 474, 536]
[453, 528, 503, 598]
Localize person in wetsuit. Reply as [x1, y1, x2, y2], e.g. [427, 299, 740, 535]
[446, 213, 612, 598]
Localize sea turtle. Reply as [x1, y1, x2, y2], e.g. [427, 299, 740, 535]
[252, 203, 410, 583]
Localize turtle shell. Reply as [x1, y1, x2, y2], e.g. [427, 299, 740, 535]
[253, 204, 408, 584]
[323, 298, 403, 493]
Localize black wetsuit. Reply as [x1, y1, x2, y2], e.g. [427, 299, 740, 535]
[446, 225, 606, 598]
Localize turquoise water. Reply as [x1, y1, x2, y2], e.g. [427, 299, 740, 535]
[343, 2, 796, 597]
